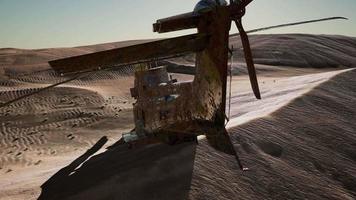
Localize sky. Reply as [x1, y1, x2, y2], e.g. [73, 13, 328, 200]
[0, 0, 355, 49]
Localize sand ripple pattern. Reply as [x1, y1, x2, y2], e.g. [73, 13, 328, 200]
[0, 70, 134, 170]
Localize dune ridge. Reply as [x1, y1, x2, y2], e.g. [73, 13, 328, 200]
[1, 34, 355, 73]
[189, 69, 356, 200]
[231, 34, 356, 68]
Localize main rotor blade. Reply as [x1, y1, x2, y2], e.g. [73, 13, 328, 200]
[231, 17, 348, 36]
[49, 33, 209, 75]
[0, 73, 85, 109]
[234, 19, 261, 99]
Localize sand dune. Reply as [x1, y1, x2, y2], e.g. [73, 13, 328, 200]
[232, 34, 356, 68]
[0, 72, 135, 200]
[190, 69, 356, 200]
[0, 34, 355, 200]
[0, 40, 152, 75]
[28, 69, 355, 200]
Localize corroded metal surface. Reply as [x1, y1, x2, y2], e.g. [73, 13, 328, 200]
[48, 2, 253, 167]
[133, 7, 232, 132]
[49, 34, 209, 75]
[131, 6, 239, 157]
[152, 0, 251, 34]
[153, 12, 199, 33]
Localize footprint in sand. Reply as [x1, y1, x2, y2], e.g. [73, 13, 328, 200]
[27, 132, 36, 136]
[67, 134, 76, 140]
[6, 169, 12, 173]
[34, 160, 42, 165]
[257, 141, 283, 158]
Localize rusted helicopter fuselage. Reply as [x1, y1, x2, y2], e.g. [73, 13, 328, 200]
[49, 2, 254, 165]
[124, 6, 237, 154]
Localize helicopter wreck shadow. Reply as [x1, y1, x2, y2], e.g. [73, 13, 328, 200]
[38, 136, 197, 200]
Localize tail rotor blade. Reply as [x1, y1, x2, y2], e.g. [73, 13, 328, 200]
[234, 19, 261, 99]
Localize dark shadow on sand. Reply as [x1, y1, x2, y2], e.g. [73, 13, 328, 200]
[38, 137, 197, 200]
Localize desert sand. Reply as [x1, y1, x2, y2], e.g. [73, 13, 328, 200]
[0, 34, 355, 200]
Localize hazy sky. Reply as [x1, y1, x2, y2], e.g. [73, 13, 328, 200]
[0, 0, 355, 49]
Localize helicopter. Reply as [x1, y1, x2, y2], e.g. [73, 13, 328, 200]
[0, 0, 347, 170]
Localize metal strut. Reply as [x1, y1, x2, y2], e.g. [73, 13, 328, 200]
[225, 45, 234, 126]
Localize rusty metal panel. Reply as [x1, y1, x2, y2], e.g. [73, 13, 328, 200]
[49, 33, 209, 75]
[166, 65, 196, 75]
[153, 1, 253, 34]
[132, 6, 233, 136]
[153, 12, 199, 33]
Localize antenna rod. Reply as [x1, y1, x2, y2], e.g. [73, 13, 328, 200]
[231, 16, 348, 36]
